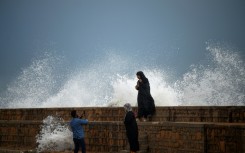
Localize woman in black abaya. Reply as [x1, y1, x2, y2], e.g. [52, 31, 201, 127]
[124, 103, 139, 153]
[135, 71, 155, 121]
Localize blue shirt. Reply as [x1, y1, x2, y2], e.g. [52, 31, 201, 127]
[70, 118, 88, 139]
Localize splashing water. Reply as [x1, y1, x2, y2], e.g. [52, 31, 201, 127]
[0, 52, 66, 107]
[110, 70, 180, 106]
[36, 115, 73, 152]
[177, 45, 245, 106]
[0, 44, 244, 107]
[20, 44, 244, 152]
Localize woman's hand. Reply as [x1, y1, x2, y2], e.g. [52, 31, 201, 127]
[135, 82, 139, 89]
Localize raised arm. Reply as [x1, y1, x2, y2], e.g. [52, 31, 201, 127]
[79, 119, 89, 125]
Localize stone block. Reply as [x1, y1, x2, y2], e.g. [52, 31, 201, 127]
[1, 107, 245, 153]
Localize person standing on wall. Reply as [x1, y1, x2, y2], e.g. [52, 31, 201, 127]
[70, 110, 88, 153]
[135, 71, 155, 122]
[124, 103, 139, 153]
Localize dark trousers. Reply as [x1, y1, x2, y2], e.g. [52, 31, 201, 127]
[73, 138, 86, 153]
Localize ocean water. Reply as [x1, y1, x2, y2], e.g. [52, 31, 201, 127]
[0, 44, 243, 152]
[36, 115, 73, 152]
[0, 44, 244, 108]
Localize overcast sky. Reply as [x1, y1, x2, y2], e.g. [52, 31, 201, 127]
[0, 0, 245, 92]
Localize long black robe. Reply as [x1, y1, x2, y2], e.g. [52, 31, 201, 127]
[124, 111, 139, 152]
[136, 78, 155, 118]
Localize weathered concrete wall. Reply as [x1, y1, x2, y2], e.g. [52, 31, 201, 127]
[0, 120, 40, 150]
[1, 106, 245, 122]
[0, 106, 245, 153]
[205, 124, 245, 153]
[0, 121, 244, 153]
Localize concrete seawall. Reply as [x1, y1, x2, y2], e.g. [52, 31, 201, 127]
[0, 106, 245, 153]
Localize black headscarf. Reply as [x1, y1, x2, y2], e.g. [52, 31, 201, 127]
[136, 71, 148, 83]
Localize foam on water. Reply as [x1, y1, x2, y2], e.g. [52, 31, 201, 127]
[1, 44, 241, 152]
[0, 44, 244, 108]
[177, 44, 245, 106]
[36, 115, 73, 152]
